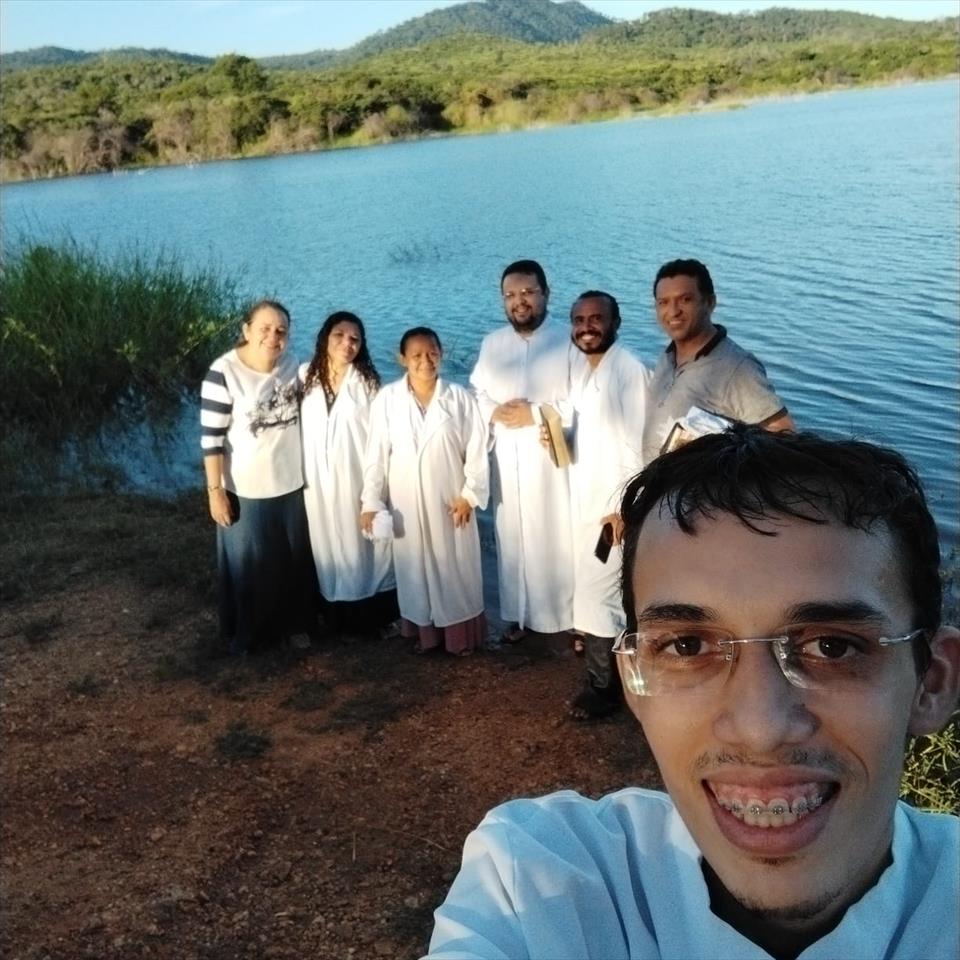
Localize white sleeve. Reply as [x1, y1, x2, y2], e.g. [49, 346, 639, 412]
[548, 342, 579, 428]
[200, 360, 232, 456]
[469, 341, 499, 427]
[624, 357, 651, 472]
[459, 392, 490, 511]
[425, 822, 527, 960]
[360, 389, 390, 513]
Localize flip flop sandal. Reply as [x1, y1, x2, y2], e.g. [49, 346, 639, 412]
[379, 620, 402, 641]
[500, 625, 527, 645]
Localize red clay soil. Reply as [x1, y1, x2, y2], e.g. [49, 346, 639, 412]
[0, 498, 662, 960]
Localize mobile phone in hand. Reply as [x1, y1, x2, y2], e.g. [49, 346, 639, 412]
[594, 521, 614, 564]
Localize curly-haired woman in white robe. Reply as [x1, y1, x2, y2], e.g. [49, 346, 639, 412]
[300, 312, 398, 639]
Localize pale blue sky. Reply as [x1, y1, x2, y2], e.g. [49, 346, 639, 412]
[1, 0, 957, 57]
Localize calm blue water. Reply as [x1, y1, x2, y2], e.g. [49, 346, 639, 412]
[3, 80, 958, 544]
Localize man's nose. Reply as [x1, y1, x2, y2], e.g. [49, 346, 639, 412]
[712, 643, 819, 754]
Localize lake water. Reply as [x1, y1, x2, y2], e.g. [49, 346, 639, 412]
[2, 79, 958, 545]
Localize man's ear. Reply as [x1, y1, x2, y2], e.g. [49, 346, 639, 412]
[909, 625, 960, 735]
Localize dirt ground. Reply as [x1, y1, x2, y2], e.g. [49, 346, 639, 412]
[0, 493, 662, 960]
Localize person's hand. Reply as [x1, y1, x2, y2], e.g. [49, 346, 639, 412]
[448, 497, 473, 529]
[538, 424, 551, 450]
[601, 512, 624, 546]
[492, 399, 534, 429]
[208, 488, 233, 527]
[360, 511, 377, 535]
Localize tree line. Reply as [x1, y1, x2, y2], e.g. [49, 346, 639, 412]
[1, 27, 956, 181]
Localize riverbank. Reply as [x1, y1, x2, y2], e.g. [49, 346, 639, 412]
[0, 490, 659, 959]
[2, 65, 955, 185]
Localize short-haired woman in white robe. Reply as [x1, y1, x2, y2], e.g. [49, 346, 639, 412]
[361, 327, 489, 655]
[300, 312, 398, 638]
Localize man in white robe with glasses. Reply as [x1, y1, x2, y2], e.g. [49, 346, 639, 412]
[426, 425, 960, 960]
[470, 259, 575, 641]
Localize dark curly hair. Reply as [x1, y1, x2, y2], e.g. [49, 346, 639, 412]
[302, 311, 380, 398]
[619, 424, 942, 675]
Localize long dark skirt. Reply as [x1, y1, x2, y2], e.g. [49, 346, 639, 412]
[217, 488, 318, 654]
[322, 589, 400, 635]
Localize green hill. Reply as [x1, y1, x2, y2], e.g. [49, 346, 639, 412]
[3, 0, 611, 73]
[1, 45, 211, 72]
[586, 6, 958, 47]
[261, 0, 609, 69]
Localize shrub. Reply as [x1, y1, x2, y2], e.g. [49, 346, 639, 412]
[901, 720, 959, 813]
[0, 238, 244, 440]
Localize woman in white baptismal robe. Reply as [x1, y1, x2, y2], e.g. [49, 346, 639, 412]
[300, 312, 397, 638]
[361, 327, 489, 656]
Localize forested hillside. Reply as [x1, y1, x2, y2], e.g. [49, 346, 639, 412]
[1, 5, 956, 182]
[0, 45, 212, 71]
[2, 0, 610, 72]
[588, 5, 956, 46]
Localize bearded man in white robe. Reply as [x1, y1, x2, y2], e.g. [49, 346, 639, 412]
[470, 260, 574, 639]
[565, 291, 649, 719]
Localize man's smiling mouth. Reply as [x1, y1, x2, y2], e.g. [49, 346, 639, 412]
[707, 781, 838, 828]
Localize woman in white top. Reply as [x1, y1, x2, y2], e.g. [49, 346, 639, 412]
[200, 300, 317, 653]
[300, 312, 398, 638]
[361, 327, 489, 655]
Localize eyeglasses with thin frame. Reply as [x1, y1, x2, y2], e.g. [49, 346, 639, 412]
[502, 287, 543, 302]
[611, 624, 925, 696]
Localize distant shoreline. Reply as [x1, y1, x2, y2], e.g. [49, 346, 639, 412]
[2, 73, 956, 187]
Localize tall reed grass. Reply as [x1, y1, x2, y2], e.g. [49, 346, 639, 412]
[1, 239, 244, 440]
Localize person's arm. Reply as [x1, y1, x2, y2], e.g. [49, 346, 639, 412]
[760, 409, 795, 432]
[200, 363, 234, 527]
[471, 340, 537, 431]
[594, 353, 650, 541]
[491, 400, 534, 428]
[725, 356, 795, 435]
[621, 352, 652, 471]
[426, 825, 528, 959]
[452, 392, 491, 527]
[469, 342, 499, 428]
[360, 390, 390, 533]
[203, 453, 233, 527]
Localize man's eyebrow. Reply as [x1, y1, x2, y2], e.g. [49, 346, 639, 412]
[635, 603, 717, 625]
[783, 601, 887, 624]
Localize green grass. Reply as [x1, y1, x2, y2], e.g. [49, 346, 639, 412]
[902, 720, 959, 813]
[0, 239, 244, 475]
[900, 563, 960, 813]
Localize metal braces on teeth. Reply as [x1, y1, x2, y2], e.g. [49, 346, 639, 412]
[722, 794, 824, 817]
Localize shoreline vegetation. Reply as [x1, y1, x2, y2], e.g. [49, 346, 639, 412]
[0, 238, 244, 492]
[4, 72, 955, 188]
[1, 5, 957, 183]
